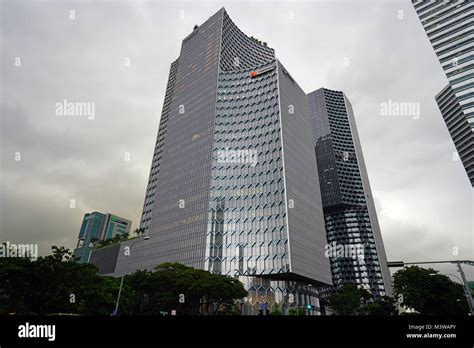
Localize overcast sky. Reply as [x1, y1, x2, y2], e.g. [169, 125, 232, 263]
[1, 0, 472, 279]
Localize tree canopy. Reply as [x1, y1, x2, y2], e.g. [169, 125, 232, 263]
[0, 246, 119, 315]
[328, 284, 370, 315]
[327, 284, 397, 315]
[122, 263, 247, 315]
[0, 246, 246, 316]
[393, 266, 469, 315]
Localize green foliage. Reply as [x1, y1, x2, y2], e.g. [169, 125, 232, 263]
[467, 282, 474, 303]
[288, 307, 306, 316]
[393, 266, 469, 315]
[95, 233, 128, 249]
[218, 304, 242, 316]
[365, 296, 398, 315]
[0, 254, 32, 314]
[270, 303, 282, 315]
[326, 284, 397, 315]
[132, 228, 145, 238]
[0, 246, 247, 316]
[0, 246, 119, 315]
[123, 263, 247, 315]
[327, 284, 372, 315]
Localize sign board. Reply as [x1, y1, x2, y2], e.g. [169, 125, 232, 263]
[249, 65, 275, 78]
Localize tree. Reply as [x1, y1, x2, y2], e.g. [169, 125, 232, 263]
[270, 303, 282, 315]
[122, 263, 247, 315]
[95, 232, 131, 249]
[365, 296, 398, 315]
[327, 284, 372, 315]
[393, 266, 469, 315]
[0, 247, 246, 316]
[0, 245, 120, 315]
[196, 272, 247, 315]
[132, 228, 145, 238]
[0, 251, 32, 314]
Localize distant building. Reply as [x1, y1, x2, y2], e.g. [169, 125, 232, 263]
[307, 88, 392, 297]
[73, 212, 131, 263]
[412, 0, 474, 185]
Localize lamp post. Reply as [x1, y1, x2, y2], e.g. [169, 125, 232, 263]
[86, 242, 95, 263]
[113, 233, 150, 316]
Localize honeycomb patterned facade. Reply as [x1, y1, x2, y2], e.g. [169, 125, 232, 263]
[205, 62, 290, 276]
[205, 12, 328, 314]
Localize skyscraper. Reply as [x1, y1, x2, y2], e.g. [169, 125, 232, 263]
[307, 88, 392, 297]
[412, 0, 474, 186]
[73, 212, 131, 264]
[116, 8, 333, 314]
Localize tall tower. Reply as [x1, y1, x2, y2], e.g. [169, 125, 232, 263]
[412, 0, 474, 186]
[307, 88, 392, 297]
[116, 8, 332, 314]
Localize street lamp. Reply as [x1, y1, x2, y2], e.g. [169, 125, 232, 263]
[86, 242, 95, 263]
[429, 272, 463, 284]
[113, 233, 150, 315]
